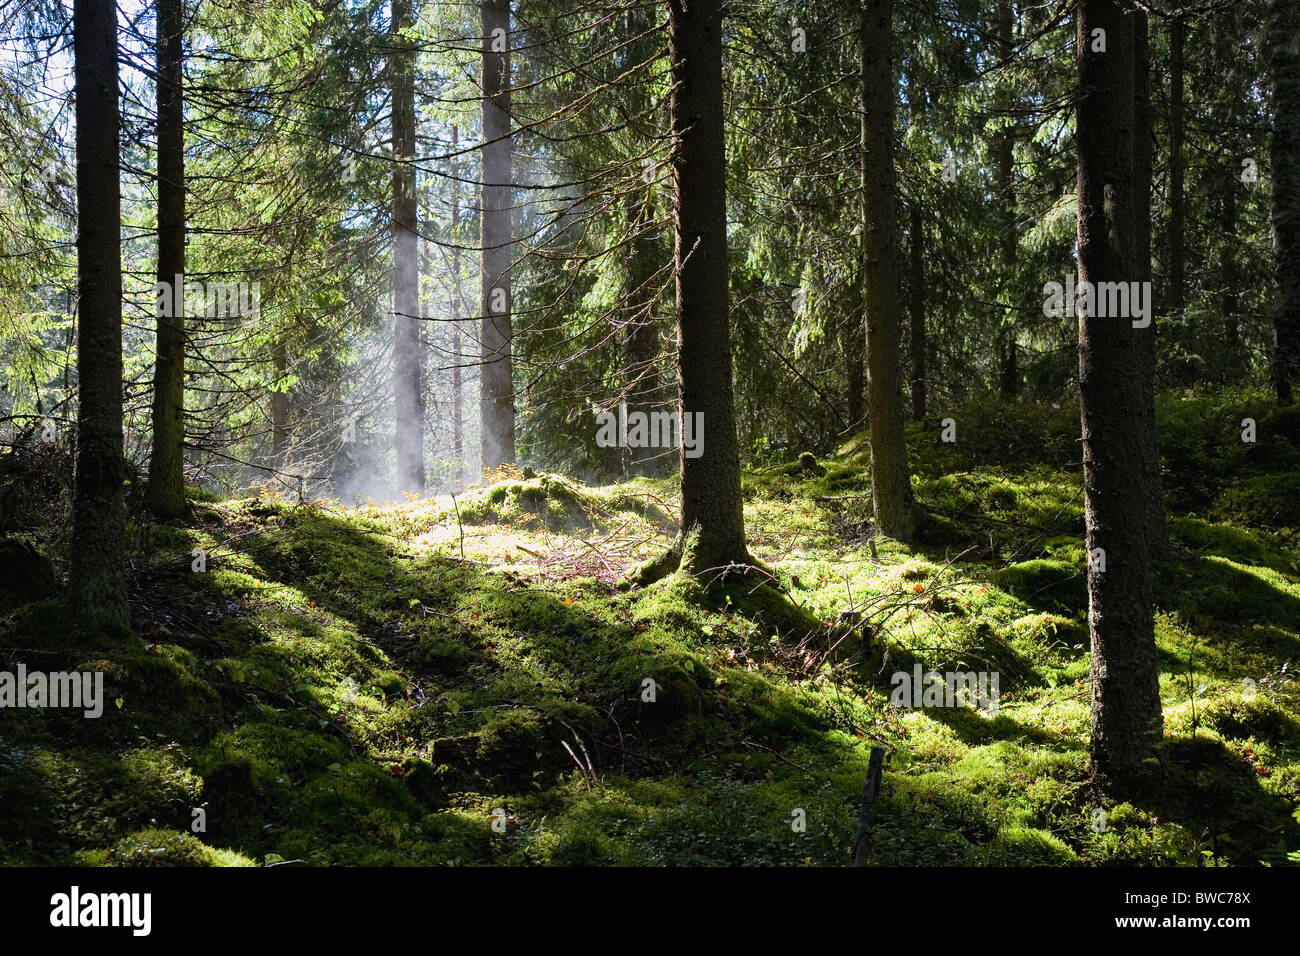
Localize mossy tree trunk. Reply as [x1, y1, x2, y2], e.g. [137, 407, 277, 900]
[861, 0, 915, 543]
[1077, 0, 1162, 791]
[145, 0, 186, 520]
[638, 0, 750, 583]
[69, 0, 129, 630]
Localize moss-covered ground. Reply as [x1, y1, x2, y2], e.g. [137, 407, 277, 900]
[1, 389, 1298, 866]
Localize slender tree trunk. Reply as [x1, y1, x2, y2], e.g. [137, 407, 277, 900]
[145, 0, 186, 519]
[1168, 15, 1185, 320]
[909, 199, 926, 420]
[1134, 8, 1169, 559]
[862, 0, 914, 542]
[392, 0, 424, 491]
[480, 0, 516, 466]
[996, 0, 1018, 398]
[69, 0, 128, 629]
[451, 127, 465, 482]
[1270, 0, 1300, 405]
[1077, 0, 1162, 791]
[272, 339, 288, 457]
[638, 0, 749, 581]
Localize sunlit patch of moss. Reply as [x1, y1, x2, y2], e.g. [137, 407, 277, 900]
[79, 828, 256, 867]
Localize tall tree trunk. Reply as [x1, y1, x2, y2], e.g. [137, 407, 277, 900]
[996, 0, 1018, 398]
[862, 0, 914, 542]
[1135, 8, 1169, 559]
[480, 0, 516, 466]
[1077, 0, 1162, 791]
[145, 0, 186, 519]
[1168, 14, 1185, 320]
[1270, 0, 1300, 406]
[69, 0, 128, 629]
[638, 0, 749, 582]
[272, 339, 288, 457]
[392, 0, 424, 491]
[451, 125, 465, 482]
[909, 199, 926, 420]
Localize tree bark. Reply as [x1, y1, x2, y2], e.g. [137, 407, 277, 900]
[145, 0, 186, 519]
[1270, 0, 1300, 405]
[479, 0, 516, 466]
[1077, 0, 1162, 791]
[638, 0, 749, 581]
[392, 0, 424, 491]
[862, 0, 915, 543]
[69, 0, 129, 629]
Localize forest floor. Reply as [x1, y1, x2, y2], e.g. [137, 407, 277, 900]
[2, 389, 1299, 866]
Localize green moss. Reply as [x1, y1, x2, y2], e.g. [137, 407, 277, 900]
[82, 828, 256, 867]
[7, 391, 1298, 868]
[1212, 472, 1300, 530]
[990, 559, 1087, 614]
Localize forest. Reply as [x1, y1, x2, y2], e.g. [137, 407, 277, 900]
[0, 0, 1297, 884]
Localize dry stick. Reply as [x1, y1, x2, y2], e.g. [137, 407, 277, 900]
[559, 739, 592, 791]
[852, 746, 886, 867]
[449, 492, 466, 561]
